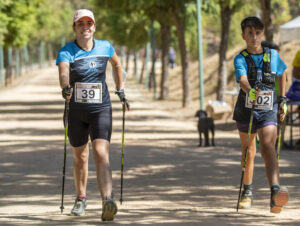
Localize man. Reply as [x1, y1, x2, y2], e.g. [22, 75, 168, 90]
[233, 16, 288, 213]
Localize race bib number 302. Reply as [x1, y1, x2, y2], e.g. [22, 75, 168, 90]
[245, 90, 273, 110]
[75, 83, 102, 103]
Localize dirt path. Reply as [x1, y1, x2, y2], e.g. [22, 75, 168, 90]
[0, 67, 299, 225]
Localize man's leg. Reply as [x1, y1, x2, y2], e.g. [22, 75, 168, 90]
[238, 131, 257, 185]
[238, 131, 257, 209]
[258, 125, 288, 213]
[257, 125, 279, 186]
[71, 143, 89, 216]
[92, 139, 112, 200]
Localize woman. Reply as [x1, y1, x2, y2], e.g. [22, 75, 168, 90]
[56, 9, 129, 221]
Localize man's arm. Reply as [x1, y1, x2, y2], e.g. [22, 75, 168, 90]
[109, 52, 123, 90]
[58, 62, 70, 89]
[239, 75, 252, 94]
[277, 70, 287, 97]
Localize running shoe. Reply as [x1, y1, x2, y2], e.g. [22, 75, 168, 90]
[270, 186, 289, 213]
[70, 197, 87, 216]
[239, 184, 253, 209]
[101, 198, 118, 221]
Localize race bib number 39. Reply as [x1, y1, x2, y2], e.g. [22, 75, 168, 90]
[75, 83, 102, 103]
[245, 90, 273, 110]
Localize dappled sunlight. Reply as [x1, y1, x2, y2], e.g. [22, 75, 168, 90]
[280, 173, 300, 178]
[0, 67, 299, 225]
[214, 158, 240, 166]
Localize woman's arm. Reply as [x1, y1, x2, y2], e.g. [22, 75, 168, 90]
[58, 62, 70, 89]
[109, 52, 123, 90]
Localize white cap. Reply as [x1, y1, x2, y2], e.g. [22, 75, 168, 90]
[73, 9, 95, 23]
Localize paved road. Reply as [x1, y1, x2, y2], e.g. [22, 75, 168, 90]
[0, 67, 299, 225]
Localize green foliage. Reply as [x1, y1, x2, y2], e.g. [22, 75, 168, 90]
[271, 0, 291, 32]
[289, 0, 300, 18]
[91, 0, 149, 49]
[228, 1, 259, 48]
[0, 0, 297, 57]
[32, 0, 74, 42]
[0, 0, 11, 45]
[2, 0, 38, 47]
[0, 0, 76, 48]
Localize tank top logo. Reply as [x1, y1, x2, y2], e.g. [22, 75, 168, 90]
[89, 61, 96, 68]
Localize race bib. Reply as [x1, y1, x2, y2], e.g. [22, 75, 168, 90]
[245, 90, 273, 110]
[75, 83, 102, 103]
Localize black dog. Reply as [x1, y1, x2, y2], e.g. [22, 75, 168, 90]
[195, 110, 215, 147]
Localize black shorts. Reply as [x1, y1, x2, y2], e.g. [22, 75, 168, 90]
[68, 107, 112, 147]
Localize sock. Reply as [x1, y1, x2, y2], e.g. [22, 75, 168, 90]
[271, 184, 280, 191]
[78, 194, 86, 199]
[243, 183, 253, 197]
[244, 182, 253, 191]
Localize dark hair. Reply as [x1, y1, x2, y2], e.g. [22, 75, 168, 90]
[241, 16, 264, 32]
[261, 41, 280, 51]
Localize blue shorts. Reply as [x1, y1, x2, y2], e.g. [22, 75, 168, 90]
[68, 107, 112, 147]
[236, 97, 278, 133]
[236, 121, 277, 134]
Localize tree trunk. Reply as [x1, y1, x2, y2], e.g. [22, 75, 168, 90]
[20, 48, 23, 76]
[159, 22, 170, 100]
[125, 49, 130, 73]
[139, 49, 145, 84]
[4, 47, 12, 86]
[134, 51, 138, 81]
[47, 43, 53, 66]
[173, 15, 190, 107]
[149, 25, 156, 91]
[27, 45, 33, 70]
[259, 0, 273, 42]
[149, 50, 155, 89]
[217, 6, 232, 101]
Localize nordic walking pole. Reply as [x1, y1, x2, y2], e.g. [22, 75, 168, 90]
[120, 101, 126, 204]
[237, 88, 257, 212]
[277, 115, 286, 162]
[60, 101, 69, 213]
[277, 122, 282, 162]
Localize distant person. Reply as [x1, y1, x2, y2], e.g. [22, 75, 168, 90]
[292, 50, 300, 80]
[169, 47, 176, 68]
[291, 50, 300, 145]
[56, 9, 129, 221]
[233, 16, 288, 213]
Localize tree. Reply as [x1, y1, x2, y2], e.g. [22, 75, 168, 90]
[259, 0, 291, 43]
[0, 0, 11, 45]
[216, 0, 244, 101]
[2, 0, 38, 85]
[168, 0, 196, 107]
[289, 0, 300, 18]
[159, 23, 170, 100]
[31, 0, 73, 65]
[259, 0, 273, 42]
[92, 0, 197, 107]
[139, 0, 172, 99]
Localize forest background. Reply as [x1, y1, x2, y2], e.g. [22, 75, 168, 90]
[0, 0, 299, 111]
